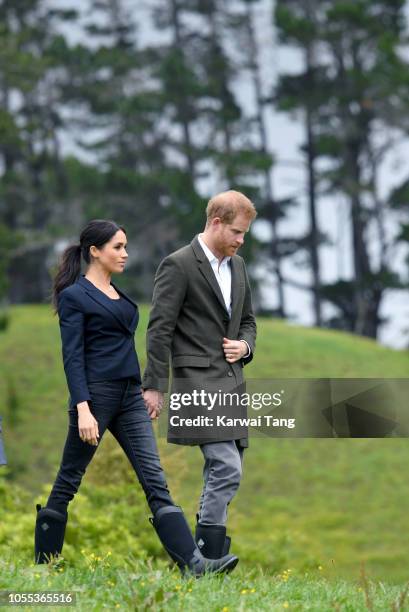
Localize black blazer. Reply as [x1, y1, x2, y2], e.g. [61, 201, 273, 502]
[57, 275, 141, 408]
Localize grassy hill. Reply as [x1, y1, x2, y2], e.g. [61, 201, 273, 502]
[1, 304, 409, 587]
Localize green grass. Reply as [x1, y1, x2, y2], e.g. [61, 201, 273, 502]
[1, 305, 407, 490]
[249, 318, 408, 378]
[1, 556, 408, 611]
[1, 304, 409, 608]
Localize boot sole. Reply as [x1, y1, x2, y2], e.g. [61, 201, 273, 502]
[182, 555, 239, 578]
[212, 555, 239, 575]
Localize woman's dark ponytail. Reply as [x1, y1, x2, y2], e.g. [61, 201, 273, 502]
[52, 244, 82, 311]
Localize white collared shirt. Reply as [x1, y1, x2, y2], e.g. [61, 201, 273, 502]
[198, 233, 232, 315]
[198, 233, 250, 358]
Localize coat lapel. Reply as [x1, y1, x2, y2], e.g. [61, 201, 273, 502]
[191, 236, 230, 316]
[228, 256, 245, 334]
[77, 275, 138, 334]
[111, 280, 139, 332]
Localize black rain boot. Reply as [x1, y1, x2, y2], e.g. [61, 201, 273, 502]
[195, 522, 227, 559]
[222, 535, 231, 556]
[195, 513, 232, 558]
[34, 504, 68, 564]
[150, 506, 238, 577]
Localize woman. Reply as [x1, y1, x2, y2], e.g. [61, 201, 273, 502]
[34, 219, 238, 576]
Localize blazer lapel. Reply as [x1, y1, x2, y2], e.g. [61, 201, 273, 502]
[191, 236, 230, 316]
[77, 275, 137, 334]
[111, 281, 139, 333]
[228, 256, 245, 334]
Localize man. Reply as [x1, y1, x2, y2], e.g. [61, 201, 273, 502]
[143, 190, 257, 561]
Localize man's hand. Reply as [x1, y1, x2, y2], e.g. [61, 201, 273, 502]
[142, 389, 164, 419]
[222, 337, 248, 364]
[77, 402, 99, 446]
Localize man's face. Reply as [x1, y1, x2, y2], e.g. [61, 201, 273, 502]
[213, 212, 251, 258]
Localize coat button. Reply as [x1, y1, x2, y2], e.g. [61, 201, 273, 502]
[227, 372, 233, 377]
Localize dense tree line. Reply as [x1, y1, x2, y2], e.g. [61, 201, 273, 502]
[0, 0, 408, 340]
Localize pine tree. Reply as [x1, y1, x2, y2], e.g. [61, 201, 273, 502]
[275, 0, 409, 338]
[0, 0, 78, 300]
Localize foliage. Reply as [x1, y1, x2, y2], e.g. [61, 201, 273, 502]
[274, 0, 409, 337]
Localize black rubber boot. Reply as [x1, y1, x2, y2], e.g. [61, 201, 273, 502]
[150, 506, 238, 577]
[195, 523, 227, 559]
[34, 504, 68, 564]
[195, 513, 232, 558]
[223, 535, 231, 556]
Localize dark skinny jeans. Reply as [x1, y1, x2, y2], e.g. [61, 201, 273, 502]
[47, 378, 174, 515]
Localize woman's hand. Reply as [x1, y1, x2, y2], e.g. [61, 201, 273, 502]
[77, 402, 99, 446]
[142, 389, 163, 420]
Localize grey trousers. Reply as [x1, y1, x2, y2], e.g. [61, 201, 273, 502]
[198, 440, 244, 525]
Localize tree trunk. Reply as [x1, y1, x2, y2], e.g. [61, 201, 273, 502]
[207, 6, 235, 186]
[170, 0, 196, 180]
[245, 1, 286, 318]
[304, 41, 322, 327]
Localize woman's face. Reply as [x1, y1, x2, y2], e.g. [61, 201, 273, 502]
[90, 230, 128, 274]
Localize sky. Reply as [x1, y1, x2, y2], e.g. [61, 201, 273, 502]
[51, 0, 409, 349]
